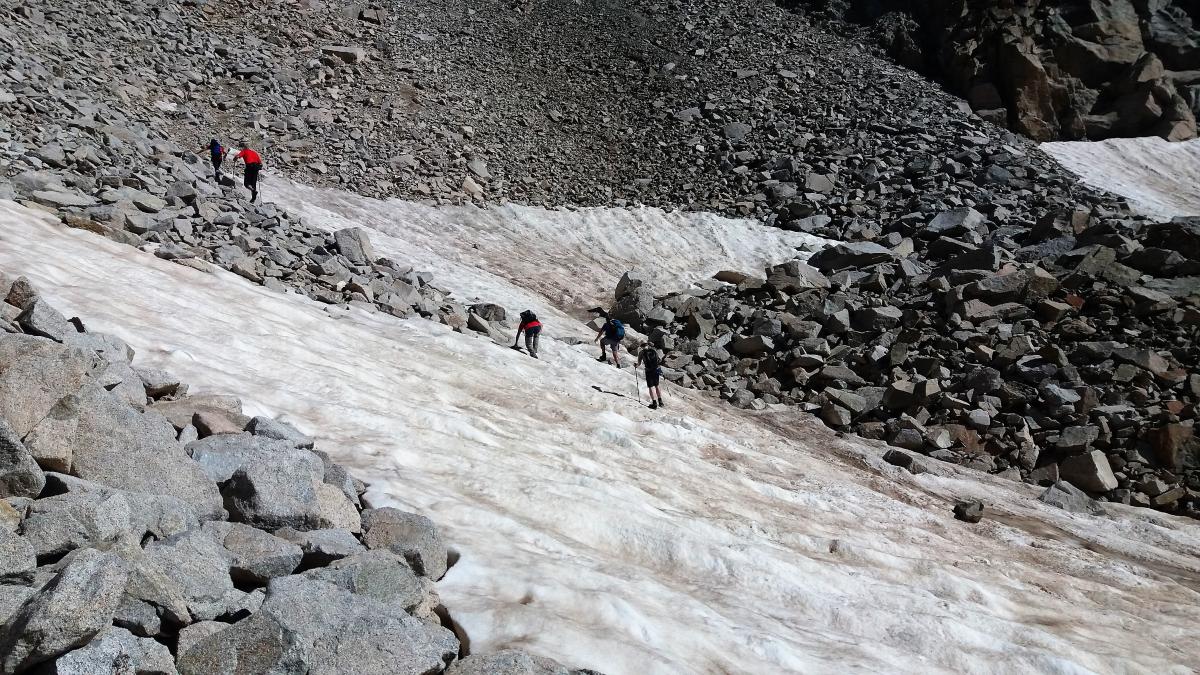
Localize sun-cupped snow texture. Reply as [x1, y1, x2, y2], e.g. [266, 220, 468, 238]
[2, 198, 1200, 674]
[1042, 137, 1200, 218]
[266, 177, 829, 315]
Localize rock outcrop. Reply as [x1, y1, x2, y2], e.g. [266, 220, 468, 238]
[796, 0, 1200, 141]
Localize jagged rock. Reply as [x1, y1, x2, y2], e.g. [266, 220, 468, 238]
[1060, 450, 1119, 493]
[201, 521, 304, 586]
[0, 334, 98, 437]
[1038, 481, 1106, 516]
[0, 549, 130, 673]
[176, 621, 229, 661]
[53, 626, 178, 675]
[333, 227, 375, 265]
[0, 527, 36, 581]
[447, 650, 576, 675]
[16, 297, 73, 341]
[175, 576, 458, 675]
[33, 383, 223, 519]
[275, 527, 366, 567]
[302, 550, 428, 611]
[245, 416, 315, 449]
[21, 475, 200, 559]
[361, 508, 448, 579]
[0, 418, 45, 498]
[953, 500, 984, 523]
[223, 450, 361, 533]
[882, 449, 928, 475]
[807, 242, 897, 272]
[144, 528, 237, 621]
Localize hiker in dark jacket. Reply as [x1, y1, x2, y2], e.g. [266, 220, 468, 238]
[513, 310, 541, 359]
[201, 139, 224, 181]
[593, 314, 625, 368]
[637, 342, 665, 409]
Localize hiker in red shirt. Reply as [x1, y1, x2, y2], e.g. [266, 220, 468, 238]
[230, 141, 263, 203]
[513, 310, 542, 359]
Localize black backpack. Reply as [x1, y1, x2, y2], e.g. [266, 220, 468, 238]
[521, 310, 537, 323]
[642, 348, 660, 371]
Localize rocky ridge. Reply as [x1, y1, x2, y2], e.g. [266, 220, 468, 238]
[793, 0, 1200, 142]
[611, 207, 1199, 516]
[0, 274, 591, 674]
[0, 0, 1135, 229]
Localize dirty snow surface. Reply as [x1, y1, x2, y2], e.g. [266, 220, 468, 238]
[2, 195, 1200, 675]
[1043, 137, 1200, 218]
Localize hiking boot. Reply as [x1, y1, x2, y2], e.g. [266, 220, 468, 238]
[648, 402, 658, 410]
[657, 399, 665, 408]
[597, 356, 607, 363]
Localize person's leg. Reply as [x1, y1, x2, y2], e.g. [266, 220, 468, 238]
[612, 340, 621, 367]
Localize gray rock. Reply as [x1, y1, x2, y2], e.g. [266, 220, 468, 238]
[144, 528, 236, 622]
[275, 527, 366, 567]
[0, 418, 45, 498]
[38, 384, 223, 519]
[17, 297, 74, 342]
[185, 432, 294, 482]
[807, 242, 896, 272]
[0, 585, 34, 625]
[176, 576, 458, 675]
[245, 416, 314, 449]
[446, 649, 574, 675]
[928, 207, 985, 234]
[302, 550, 427, 611]
[1054, 426, 1099, 453]
[223, 451, 361, 532]
[136, 367, 182, 398]
[176, 621, 229, 660]
[109, 540, 191, 637]
[1060, 451, 1119, 493]
[1038, 481, 1106, 516]
[150, 394, 246, 431]
[0, 527, 36, 581]
[0, 548, 130, 672]
[361, 508, 448, 579]
[54, 626, 178, 675]
[333, 227, 375, 265]
[0, 333, 98, 437]
[881, 449, 929, 475]
[201, 521, 303, 585]
[731, 334, 774, 357]
[953, 500, 984, 523]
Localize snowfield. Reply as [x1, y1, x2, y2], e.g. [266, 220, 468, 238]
[1042, 137, 1200, 218]
[2, 194, 1199, 674]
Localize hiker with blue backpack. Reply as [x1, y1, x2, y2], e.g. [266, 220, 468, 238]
[594, 313, 626, 368]
[201, 139, 225, 181]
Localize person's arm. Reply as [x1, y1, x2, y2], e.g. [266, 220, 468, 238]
[513, 325, 523, 345]
[594, 327, 603, 343]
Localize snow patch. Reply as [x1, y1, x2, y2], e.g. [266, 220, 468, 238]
[2, 198, 1199, 674]
[1042, 137, 1200, 218]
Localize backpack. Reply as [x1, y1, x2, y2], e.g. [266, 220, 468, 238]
[642, 348, 659, 371]
[522, 311, 538, 323]
[606, 319, 625, 340]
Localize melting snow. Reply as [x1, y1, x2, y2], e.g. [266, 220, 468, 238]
[1, 196, 1199, 674]
[1042, 137, 1200, 219]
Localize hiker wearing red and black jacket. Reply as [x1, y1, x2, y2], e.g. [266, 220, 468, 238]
[513, 310, 542, 359]
[230, 141, 263, 203]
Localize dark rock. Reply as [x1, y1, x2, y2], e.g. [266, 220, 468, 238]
[953, 500, 984, 523]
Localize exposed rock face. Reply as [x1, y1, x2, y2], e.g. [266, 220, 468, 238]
[799, 0, 1200, 141]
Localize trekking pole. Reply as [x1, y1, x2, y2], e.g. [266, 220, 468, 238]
[634, 366, 642, 404]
